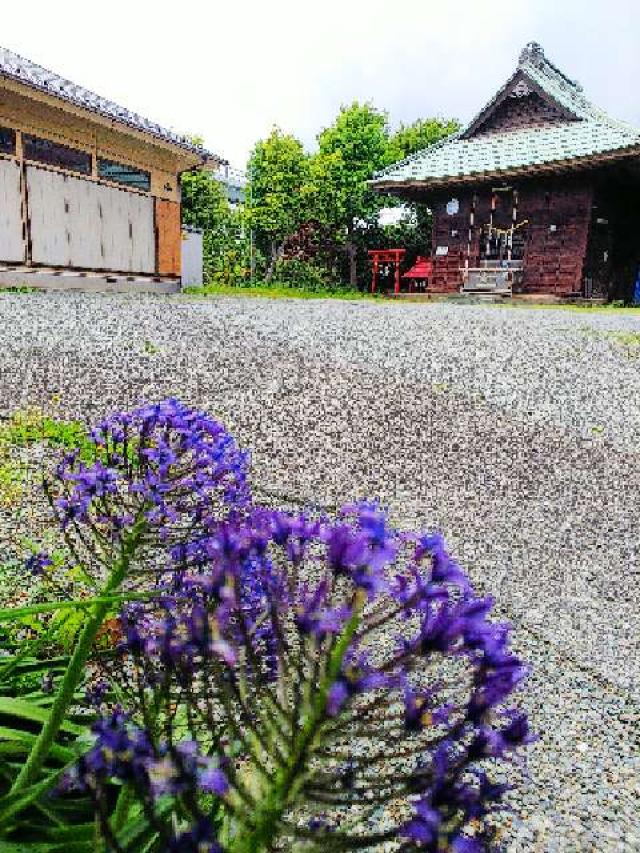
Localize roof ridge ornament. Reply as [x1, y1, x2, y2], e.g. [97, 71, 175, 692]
[518, 41, 584, 92]
[519, 42, 544, 67]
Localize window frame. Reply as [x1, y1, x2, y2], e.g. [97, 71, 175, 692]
[22, 133, 92, 175]
[97, 157, 151, 193]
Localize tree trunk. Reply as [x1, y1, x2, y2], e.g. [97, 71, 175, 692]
[265, 240, 285, 282]
[346, 223, 357, 289]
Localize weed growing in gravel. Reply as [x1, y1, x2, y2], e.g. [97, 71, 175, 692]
[0, 400, 533, 851]
[0, 285, 37, 295]
[0, 409, 91, 507]
[604, 330, 640, 354]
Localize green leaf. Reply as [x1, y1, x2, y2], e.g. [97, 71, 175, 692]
[0, 591, 155, 623]
[114, 796, 174, 849]
[0, 726, 76, 762]
[0, 766, 65, 826]
[43, 824, 96, 842]
[0, 697, 84, 736]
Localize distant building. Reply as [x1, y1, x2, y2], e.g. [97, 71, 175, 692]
[373, 42, 640, 300]
[214, 164, 246, 206]
[0, 46, 221, 292]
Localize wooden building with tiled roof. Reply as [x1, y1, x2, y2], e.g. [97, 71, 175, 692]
[0, 46, 222, 292]
[372, 43, 640, 299]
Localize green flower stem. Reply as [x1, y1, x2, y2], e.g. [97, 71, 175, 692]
[10, 517, 146, 796]
[229, 606, 362, 853]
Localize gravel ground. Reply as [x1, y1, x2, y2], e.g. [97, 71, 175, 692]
[0, 291, 638, 852]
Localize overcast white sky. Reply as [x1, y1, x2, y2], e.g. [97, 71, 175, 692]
[2, 0, 639, 169]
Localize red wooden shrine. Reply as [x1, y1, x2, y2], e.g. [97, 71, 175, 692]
[403, 255, 433, 292]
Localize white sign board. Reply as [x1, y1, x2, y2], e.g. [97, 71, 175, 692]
[435, 246, 449, 256]
[446, 198, 459, 216]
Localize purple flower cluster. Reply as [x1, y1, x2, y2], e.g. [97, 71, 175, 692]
[51, 399, 250, 545]
[70, 708, 228, 840]
[61, 402, 532, 851]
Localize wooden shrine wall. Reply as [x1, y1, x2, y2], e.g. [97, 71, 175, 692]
[428, 177, 594, 294]
[519, 181, 592, 294]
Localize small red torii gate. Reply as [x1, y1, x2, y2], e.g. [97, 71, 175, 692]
[368, 248, 406, 294]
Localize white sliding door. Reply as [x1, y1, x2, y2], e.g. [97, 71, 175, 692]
[0, 159, 24, 263]
[27, 165, 155, 273]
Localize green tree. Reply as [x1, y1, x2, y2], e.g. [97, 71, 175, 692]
[389, 116, 460, 160]
[315, 102, 392, 287]
[246, 128, 309, 280]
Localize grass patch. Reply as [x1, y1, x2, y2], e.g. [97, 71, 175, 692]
[143, 339, 160, 355]
[605, 330, 640, 347]
[2, 410, 90, 454]
[498, 301, 640, 316]
[182, 282, 377, 301]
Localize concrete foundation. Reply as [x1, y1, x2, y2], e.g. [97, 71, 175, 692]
[0, 267, 180, 294]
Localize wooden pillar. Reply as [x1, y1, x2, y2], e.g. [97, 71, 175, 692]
[394, 252, 400, 294]
[371, 258, 378, 293]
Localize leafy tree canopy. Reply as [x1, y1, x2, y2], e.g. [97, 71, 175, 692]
[317, 101, 393, 227]
[246, 127, 309, 244]
[388, 117, 460, 160]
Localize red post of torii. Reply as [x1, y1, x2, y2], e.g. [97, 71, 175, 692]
[368, 249, 406, 295]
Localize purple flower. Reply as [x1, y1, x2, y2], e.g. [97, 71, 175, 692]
[450, 835, 484, 852]
[25, 551, 52, 576]
[52, 398, 251, 540]
[76, 709, 154, 790]
[415, 532, 471, 592]
[167, 818, 223, 852]
[295, 579, 351, 640]
[198, 766, 229, 796]
[65, 402, 532, 849]
[400, 797, 441, 846]
[85, 679, 109, 708]
[500, 709, 536, 748]
[326, 651, 399, 716]
[404, 687, 454, 732]
[41, 672, 54, 694]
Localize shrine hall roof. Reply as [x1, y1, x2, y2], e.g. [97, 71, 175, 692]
[372, 43, 640, 191]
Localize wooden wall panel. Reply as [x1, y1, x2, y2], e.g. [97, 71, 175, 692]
[27, 166, 70, 266]
[128, 192, 155, 273]
[66, 173, 102, 268]
[427, 179, 593, 294]
[156, 199, 181, 276]
[0, 158, 24, 262]
[26, 165, 155, 273]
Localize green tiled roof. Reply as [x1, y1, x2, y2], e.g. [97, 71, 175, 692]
[373, 43, 640, 189]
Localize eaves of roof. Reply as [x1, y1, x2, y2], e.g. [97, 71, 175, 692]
[0, 46, 223, 165]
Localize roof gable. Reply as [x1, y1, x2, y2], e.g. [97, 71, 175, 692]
[463, 68, 576, 139]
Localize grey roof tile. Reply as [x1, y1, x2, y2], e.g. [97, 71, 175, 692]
[0, 46, 219, 162]
[373, 43, 640, 188]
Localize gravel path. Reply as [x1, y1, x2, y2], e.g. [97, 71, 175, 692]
[0, 292, 638, 851]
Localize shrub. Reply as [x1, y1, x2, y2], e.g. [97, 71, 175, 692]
[272, 258, 348, 293]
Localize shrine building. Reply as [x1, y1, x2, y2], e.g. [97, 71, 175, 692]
[372, 43, 640, 300]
